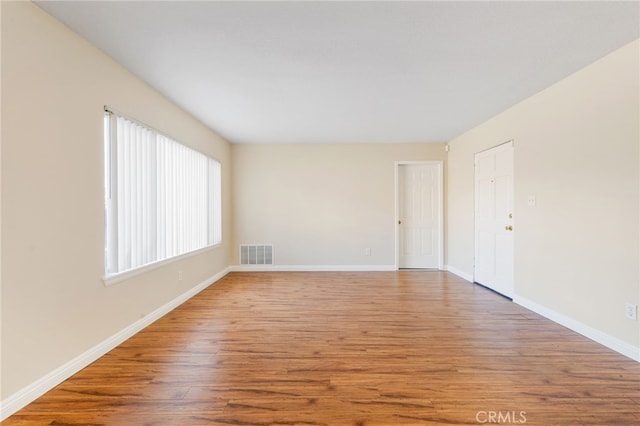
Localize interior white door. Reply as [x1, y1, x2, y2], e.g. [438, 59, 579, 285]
[398, 163, 442, 269]
[474, 142, 514, 297]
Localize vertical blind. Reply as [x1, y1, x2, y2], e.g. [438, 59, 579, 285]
[105, 110, 221, 277]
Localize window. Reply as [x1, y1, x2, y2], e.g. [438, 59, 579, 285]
[104, 108, 221, 280]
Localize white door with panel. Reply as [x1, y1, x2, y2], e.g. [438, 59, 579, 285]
[398, 163, 443, 269]
[474, 142, 514, 297]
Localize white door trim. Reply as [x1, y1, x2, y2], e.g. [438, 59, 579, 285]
[394, 161, 444, 270]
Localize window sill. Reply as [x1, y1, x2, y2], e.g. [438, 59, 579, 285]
[103, 243, 221, 287]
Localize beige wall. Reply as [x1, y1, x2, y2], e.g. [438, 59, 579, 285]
[232, 143, 446, 266]
[447, 40, 639, 348]
[1, 2, 231, 398]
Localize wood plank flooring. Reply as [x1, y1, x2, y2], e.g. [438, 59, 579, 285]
[3, 271, 640, 425]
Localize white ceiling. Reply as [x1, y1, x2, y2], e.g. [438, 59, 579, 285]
[36, 1, 639, 144]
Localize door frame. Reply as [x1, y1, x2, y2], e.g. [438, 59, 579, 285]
[473, 140, 514, 297]
[394, 161, 444, 270]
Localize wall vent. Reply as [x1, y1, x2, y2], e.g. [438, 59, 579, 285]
[240, 244, 274, 265]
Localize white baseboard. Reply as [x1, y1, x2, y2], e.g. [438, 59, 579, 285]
[444, 268, 639, 362]
[0, 266, 232, 421]
[514, 295, 640, 362]
[230, 264, 397, 272]
[444, 265, 473, 282]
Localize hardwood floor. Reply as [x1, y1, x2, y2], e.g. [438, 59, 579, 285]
[3, 271, 640, 425]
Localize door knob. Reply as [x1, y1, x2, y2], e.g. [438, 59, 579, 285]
[505, 225, 513, 231]
[398, 220, 402, 225]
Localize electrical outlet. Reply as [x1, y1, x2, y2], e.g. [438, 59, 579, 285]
[625, 304, 637, 320]
[178, 270, 183, 281]
[365, 248, 371, 256]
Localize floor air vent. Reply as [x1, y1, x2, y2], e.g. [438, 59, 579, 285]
[240, 244, 274, 265]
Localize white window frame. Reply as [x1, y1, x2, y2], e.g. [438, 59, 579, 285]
[103, 107, 222, 286]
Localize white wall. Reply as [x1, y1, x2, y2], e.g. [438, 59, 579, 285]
[1, 2, 232, 400]
[447, 40, 639, 353]
[232, 143, 446, 267]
